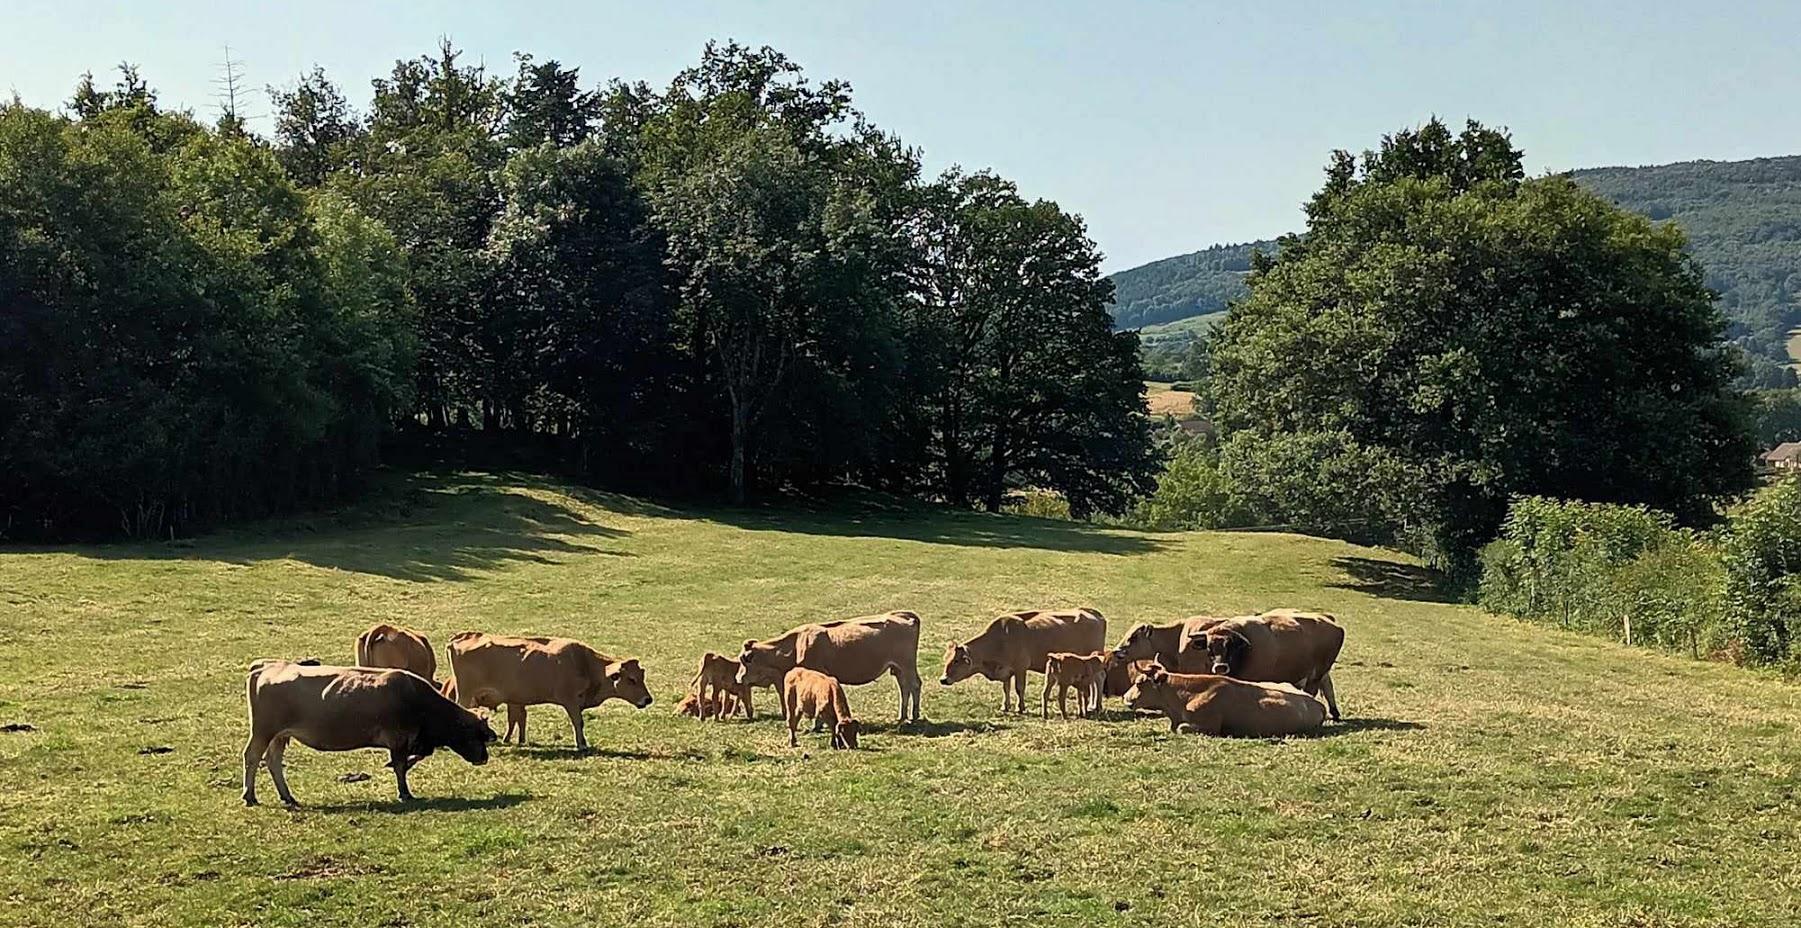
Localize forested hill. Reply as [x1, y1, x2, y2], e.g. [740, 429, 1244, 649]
[1106, 240, 1272, 330]
[1573, 156, 1801, 385]
[1111, 155, 1801, 386]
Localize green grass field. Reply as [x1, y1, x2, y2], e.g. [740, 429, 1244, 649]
[4, 472, 1800, 927]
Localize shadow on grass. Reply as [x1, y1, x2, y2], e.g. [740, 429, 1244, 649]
[47, 472, 635, 582]
[1296, 717, 1426, 739]
[508, 745, 710, 762]
[1328, 556, 1449, 603]
[703, 493, 1169, 556]
[302, 792, 530, 814]
[866, 719, 1011, 737]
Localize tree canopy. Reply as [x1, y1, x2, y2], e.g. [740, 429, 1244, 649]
[1205, 119, 1755, 569]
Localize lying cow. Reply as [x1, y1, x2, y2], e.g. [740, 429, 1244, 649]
[1110, 616, 1228, 674]
[941, 608, 1106, 713]
[782, 667, 860, 750]
[1041, 651, 1108, 720]
[736, 611, 923, 722]
[691, 651, 753, 721]
[444, 632, 652, 751]
[355, 623, 436, 681]
[1182, 609, 1343, 720]
[242, 660, 494, 806]
[676, 689, 740, 720]
[1123, 662, 1326, 737]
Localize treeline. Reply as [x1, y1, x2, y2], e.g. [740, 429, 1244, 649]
[1106, 241, 1267, 330]
[0, 42, 1156, 539]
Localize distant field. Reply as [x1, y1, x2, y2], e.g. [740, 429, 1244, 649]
[1134, 310, 1226, 346]
[4, 472, 1801, 926]
[1144, 382, 1196, 418]
[1788, 326, 1801, 369]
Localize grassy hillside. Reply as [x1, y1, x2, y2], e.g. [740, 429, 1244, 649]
[1112, 155, 1801, 382]
[4, 472, 1801, 926]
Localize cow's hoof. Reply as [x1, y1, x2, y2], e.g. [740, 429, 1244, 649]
[281, 799, 300, 809]
[243, 795, 257, 807]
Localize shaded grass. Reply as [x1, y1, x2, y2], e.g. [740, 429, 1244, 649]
[3, 471, 1801, 926]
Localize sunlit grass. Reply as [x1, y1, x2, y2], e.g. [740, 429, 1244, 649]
[2, 471, 1798, 926]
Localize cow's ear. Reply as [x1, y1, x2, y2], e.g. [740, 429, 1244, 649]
[621, 658, 641, 673]
[743, 639, 757, 654]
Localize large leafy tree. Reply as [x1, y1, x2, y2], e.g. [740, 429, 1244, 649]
[267, 66, 363, 186]
[911, 170, 1155, 516]
[1207, 118, 1755, 567]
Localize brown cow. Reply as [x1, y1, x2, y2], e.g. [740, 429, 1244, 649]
[355, 623, 436, 681]
[1181, 609, 1343, 720]
[443, 632, 652, 751]
[1122, 662, 1326, 737]
[1110, 616, 1229, 674]
[941, 608, 1106, 713]
[241, 660, 494, 806]
[781, 667, 860, 750]
[735, 611, 923, 722]
[677, 690, 740, 720]
[691, 651, 753, 721]
[1041, 651, 1108, 720]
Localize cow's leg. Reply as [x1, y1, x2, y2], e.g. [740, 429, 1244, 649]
[266, 735, 296, 807]
[739, 685, 755, 721]
[784, 690, 800, 747]
[564, 704, 587, 752]
[241, 734, 269, 806]
[1040, 676, 1052, 719]
[388, 748, 415, 802]
[1060, 682, 1073, 720]
[1014, 674, 1028, 715]
[1317, 672, 1341, 721]
[907, 664, 924, 721]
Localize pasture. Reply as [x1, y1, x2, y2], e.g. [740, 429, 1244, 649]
[2, 472, 1799, 927]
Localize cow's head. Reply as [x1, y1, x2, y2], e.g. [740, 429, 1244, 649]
[1188, 629, 1249, 676]
[940, 642, 981, 686]
[439, 702, 498, 765]
[1122, 661, 1175, 713]
[605, 658, 653, 709]
[1111, 623, 1158, 662]
[735, 639, 791, 687]
[832, 717, 860, 750]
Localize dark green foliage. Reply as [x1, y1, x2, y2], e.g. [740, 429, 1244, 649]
[0, 100, 411, 538]
[6, 44, 1155, 536]
[1207, 119, 1756, 569]
[1720, 476, 1801, 665]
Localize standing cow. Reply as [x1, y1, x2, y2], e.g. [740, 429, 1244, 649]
[1110, 616, 1228, 674]
[940, 608, 1106, 713]
[443, 633, 652, 751]
[355, 623, 436, 681]
[242, 660, 495, 806]
[735, 611, 924, 722]
[1181, 609, 1343, 720]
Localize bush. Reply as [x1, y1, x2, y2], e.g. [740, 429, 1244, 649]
[1126, 442, 1254, 530]
[1002, 489, 1072, 521]
[1720, 476, 1801, 666]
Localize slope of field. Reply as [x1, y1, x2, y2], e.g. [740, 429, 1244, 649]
[4, 472, 1800, 927]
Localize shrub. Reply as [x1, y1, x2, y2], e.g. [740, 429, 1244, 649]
[1127, 443, 1254, 530]
[1720, 476, 1801, 666]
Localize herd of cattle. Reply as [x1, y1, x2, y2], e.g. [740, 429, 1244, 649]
[241, 607, 1345, 806]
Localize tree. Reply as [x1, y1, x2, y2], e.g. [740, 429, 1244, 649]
[267, 66, 361, 186]
[1206, 118, 1756, 569]
[501, 54, 599, 150]
[911, 170, 1156, 515]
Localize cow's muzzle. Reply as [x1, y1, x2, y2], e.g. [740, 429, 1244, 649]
[636, 696, 653, 709]
[1211, 662, 1230, 675]
[938, 676, 950, 686]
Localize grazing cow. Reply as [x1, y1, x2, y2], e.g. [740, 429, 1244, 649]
[443, 633, 652, 751]
[691, 651, 754, 721]
[941, 608, 1106, 713]
[1181, 609, 1344, 720]
[241, 660, 494, 806]
[781, 667, 859, 750]
[1110, 616, 1229, 674]
[1041, 651, 1109, 719]
[735, 611, 924, 722]
[355, 623, 436, 681]
[1123, 662, 1326, 737]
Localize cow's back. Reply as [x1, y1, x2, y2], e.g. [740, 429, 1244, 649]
[358, 624, 436, 680]
[247, 662, 427, 745]
[446, 634, 600, 706]
[796, 611, 920, 686]
[1015, 609, 1106, 667]
[1242, 611, 1343, 686]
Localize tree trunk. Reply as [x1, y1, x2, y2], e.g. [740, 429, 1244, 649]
[984, 429, 1008, 513]
[729, 396, 749, 505]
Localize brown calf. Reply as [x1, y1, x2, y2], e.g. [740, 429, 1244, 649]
[781, 667, 859, 750]
[1041, 651, 1109, 719]
[691, 651, 753, 721]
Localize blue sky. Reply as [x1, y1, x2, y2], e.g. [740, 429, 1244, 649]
[6, 1, 1800, 272]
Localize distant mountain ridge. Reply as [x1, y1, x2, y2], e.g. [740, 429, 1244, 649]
[1110, 154, 1801, 386]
